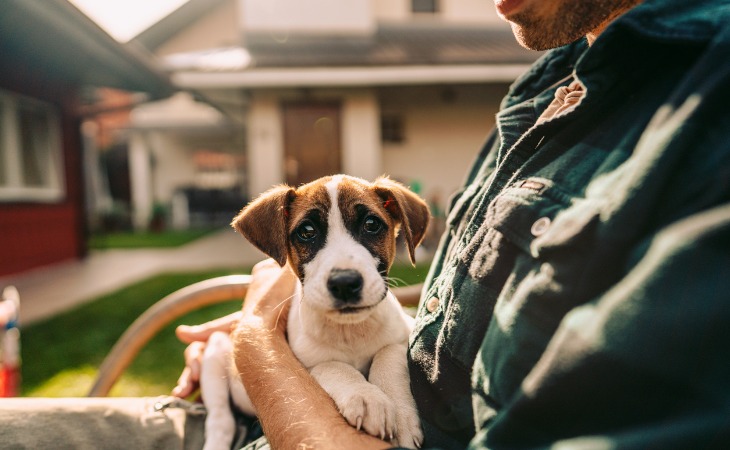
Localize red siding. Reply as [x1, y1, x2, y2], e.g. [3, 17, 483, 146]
[0, 75, 86, 277]
[0, 205, 82, 276]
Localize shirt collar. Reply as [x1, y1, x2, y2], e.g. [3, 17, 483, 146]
[607, 0, 730, 45]
[504, 0, 729, 107]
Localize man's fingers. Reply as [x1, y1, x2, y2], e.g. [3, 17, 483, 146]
[184, 341, 205, 378]
[172, 366, 195, 398]
[171, 341, 206, 397]
[175, 311, 242, 344]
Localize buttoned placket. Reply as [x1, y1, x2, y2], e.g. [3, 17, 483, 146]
[453, 77, 587, 259]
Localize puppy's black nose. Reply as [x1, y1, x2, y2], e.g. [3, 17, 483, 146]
[327, 269, 363, 303]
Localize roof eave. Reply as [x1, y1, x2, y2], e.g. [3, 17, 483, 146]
[172, 64, 530, 89]
[2, 0, 176, 99]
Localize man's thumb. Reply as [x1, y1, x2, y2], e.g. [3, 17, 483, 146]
[174, 311, 242, 344]
[175, 325, 211, 344]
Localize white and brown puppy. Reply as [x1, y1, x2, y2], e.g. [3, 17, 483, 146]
[200, 175, 429, 450]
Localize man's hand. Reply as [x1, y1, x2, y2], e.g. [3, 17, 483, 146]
[238, 258, 297, 335]
[171, 259, 296, 398]
[174, 260, 385, 448]
[172, 311, 242, 398]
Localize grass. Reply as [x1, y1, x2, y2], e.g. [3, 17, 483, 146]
[21, 263, 431, 398]
[88, 229, 217, 250]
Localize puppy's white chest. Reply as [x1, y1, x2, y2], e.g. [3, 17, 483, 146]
[290, 330, 375, 373]
[287, 292, 406, 374]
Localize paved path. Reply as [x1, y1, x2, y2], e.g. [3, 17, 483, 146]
[0, 229, 265, 325]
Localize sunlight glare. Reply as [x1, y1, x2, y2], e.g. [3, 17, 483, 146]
[69, 0, 188, 42]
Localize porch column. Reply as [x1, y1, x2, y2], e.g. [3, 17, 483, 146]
[129, 131, 153, 231]
[247, 96, 284, 198]
[342, 91, 381, 180]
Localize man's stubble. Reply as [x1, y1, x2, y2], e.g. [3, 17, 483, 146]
[508, 0, 643, 50]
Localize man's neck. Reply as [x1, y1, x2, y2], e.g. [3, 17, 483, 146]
[586, 0, 643, 45]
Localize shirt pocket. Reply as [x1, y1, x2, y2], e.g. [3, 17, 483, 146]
[460, 178, 575, 286]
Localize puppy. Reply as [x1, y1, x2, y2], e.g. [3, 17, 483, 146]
[200, 175, 429, 450]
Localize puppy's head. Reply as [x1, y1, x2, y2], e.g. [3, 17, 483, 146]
[232, 175, 429, 322]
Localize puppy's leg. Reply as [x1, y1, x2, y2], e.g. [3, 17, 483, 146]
[200, 331, 239, 450]
[227, 363, 255, 417]
[310, 361, 397, 440]
[369, 344, 423, 449]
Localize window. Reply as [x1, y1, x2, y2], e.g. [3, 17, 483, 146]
[412, 0, 439, 13]
[0, 90, 64, 202]
[381, 114, 405, 144]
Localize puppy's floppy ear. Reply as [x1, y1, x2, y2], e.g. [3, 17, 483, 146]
[231, 185, 296, 266]
[372, 177, 430, 265]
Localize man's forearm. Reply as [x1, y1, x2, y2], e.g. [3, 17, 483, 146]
[232, 323, 389, 449]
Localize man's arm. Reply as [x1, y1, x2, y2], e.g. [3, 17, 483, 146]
[231, 260, 391, 450]
[233, 320, 391, 449]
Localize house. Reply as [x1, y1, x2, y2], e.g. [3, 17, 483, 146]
[128, 0, 540, 231]
[0, 0, 175, 277]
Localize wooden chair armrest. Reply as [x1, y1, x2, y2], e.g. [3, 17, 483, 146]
[87, 277, 423, 397]
[88, 275, 251, 397]
[391, 283, 424, 308]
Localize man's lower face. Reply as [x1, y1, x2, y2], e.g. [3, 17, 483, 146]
[496, 0, 643, 51]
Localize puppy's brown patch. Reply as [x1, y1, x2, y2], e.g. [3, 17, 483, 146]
[337, 178, 398, 275]
[286, 178, 332, 279]
[371, 177, 430, 264]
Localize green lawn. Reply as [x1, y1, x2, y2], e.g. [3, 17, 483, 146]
[88, 229, 217, 250]
[21, 263, 430, 398]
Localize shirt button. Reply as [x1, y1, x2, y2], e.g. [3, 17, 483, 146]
[531, 217, 551, 237]
[426, 297, 439, 313]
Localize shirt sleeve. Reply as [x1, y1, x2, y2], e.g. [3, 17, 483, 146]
[468, 202, 730, 449]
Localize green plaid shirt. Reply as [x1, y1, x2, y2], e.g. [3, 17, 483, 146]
[409, 0, 730, 448]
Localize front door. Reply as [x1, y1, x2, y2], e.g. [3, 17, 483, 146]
[283, 103, 341, 186]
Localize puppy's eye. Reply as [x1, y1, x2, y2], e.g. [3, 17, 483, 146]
[363, 216, 383, 234]
[295, 221, 318, 242]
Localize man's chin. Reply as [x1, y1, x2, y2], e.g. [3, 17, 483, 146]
[509, 21, 584, 51]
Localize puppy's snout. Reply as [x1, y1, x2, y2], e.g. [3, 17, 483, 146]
[327, 269, 363, 303]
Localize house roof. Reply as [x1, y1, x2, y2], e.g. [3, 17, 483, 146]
[131, 0, 540, 90]
[0, 0, 175, 99]
[133, 0, 229, 51]
[244, 22, 538, 68]
[168, 22, 540, 90]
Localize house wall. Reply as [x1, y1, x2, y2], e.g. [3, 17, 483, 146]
[379, 83, 509, 210]
[239, 0, 501, 35]
[130, 129, 248, 229]
[156, 0, 240, 57]
[240, 0, 374, 35]
[373, 0, 502, 22]
[441, 0, 503, 22]
[245, 84, 506, 207]
[128, 92, 247, 229]
[0, 75, 84, 276]
[130, 131, 200, 230]
[247, 88, 382, 197]
[372, 0, 408, 19]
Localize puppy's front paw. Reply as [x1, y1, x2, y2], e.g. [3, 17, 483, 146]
[393, 405, 424, 449]
[338, 384, 397, 440]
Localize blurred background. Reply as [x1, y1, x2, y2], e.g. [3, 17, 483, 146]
[0, 0, 539, 397]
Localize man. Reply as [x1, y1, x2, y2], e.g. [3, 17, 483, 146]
[175, 0, 730, 448]
[3, 0, 725, 448]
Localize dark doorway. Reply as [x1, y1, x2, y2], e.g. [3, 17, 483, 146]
[282, 103, 341, 186]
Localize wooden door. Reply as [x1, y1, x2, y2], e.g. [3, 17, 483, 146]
[282, 103, 341, 186]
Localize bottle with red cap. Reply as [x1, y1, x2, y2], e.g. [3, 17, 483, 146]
[0, 286, 20, 397]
